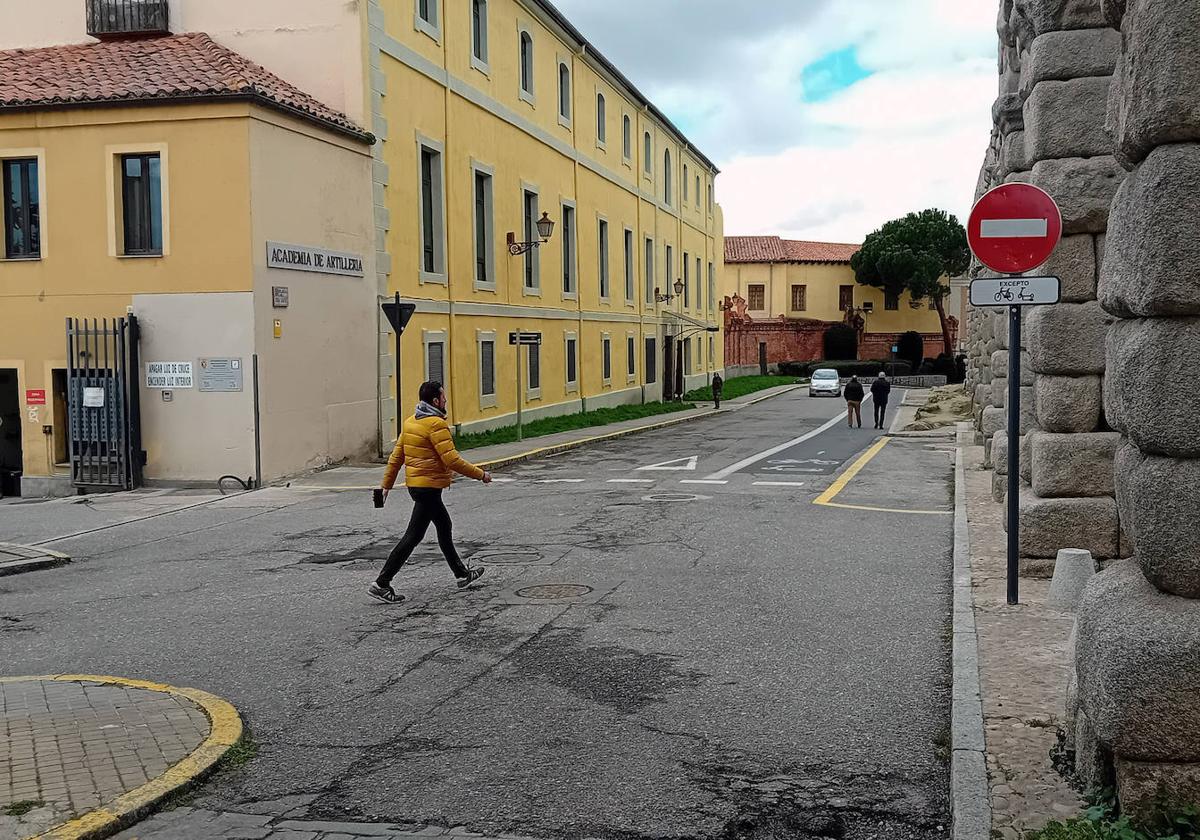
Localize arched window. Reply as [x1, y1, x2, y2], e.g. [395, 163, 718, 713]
[596, 93, 606, 143]
[519, 31, 533, 95]
[663, 149, 672, 204]
[558, 63, 571, 120]
[643, 133, 652, 173]
[683, 164, 689, 201]
[623, 115, 631, 159]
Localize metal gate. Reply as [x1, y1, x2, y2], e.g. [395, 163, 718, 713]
[66, 317, 144, 490]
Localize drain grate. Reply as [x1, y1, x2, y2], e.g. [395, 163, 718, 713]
[515, 584, 594, 600]
[641, 493, 710, 503]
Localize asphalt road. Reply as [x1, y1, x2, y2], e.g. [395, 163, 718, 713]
[2, 390, 954, 840]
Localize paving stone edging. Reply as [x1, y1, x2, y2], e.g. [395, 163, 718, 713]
[951, 424, 992, 840]
[474, 385, 802, 471]
[0, 544, 71, 576]
[2, 674, 244, 840]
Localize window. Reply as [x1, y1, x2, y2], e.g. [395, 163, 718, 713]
[682, 253, 690, 307]
[930, 297, 938, 310]
[623, 229, 634, 302]
[683, 339, 692, 375]
[519, 31, 534, 98]
[561, 204, 576, 295]
[707, 182, 713, 213]
[839, 285, 854, 311]
[558, 63, 571, 122]
[643, 133, 652, 174]
[602, 336, 612, 382]
[426, 339, 445, 384]
[523, 189, 539, 290]
[644, 237, 654, 305]
[623, 116, 632, 160]
[709, 336, 715, 370]
[565, 334, 578, 388]
[527, 343, 540, 393]
[415, 0, 439, 39]
[696, 257, 702, 309]
[665, 244, 673, 296]
[645, 337, 657, 384]
[663, 149, 672, 204]
[121, 153, 163, 256]
[418, 145, 444, 278]
[471, 0, 488, 66]
[885, 291, 900, 311]
[479, 335, 496, 408]
[683, 164, 689, 201]
[596, 93, 606, 144]
[473, 168, 493, 287]
[791, 284, 807, 311]
[707, 263, 715, 313]
[748, 284, 765, 311]
[3, 158, 40, 259]
[695, 174, 701, 208]
[627, 335, 636, 378]
[598, 218, 610, 299]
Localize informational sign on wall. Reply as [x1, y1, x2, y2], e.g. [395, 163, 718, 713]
[25, 389, 46, 405]
[83, 387, 105, 408]
[267, 241, 365, 278]
[146, 362, 194, 389]
[198, 358, 244, 393]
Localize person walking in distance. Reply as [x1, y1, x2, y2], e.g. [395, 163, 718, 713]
[370, 381, 491, 604]
[871, 371, 892, 430]
[711, 372, 724, 410]
[843, 374, 864, 429]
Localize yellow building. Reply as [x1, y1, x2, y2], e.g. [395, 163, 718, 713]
[369, 0, 725, 436]
[0, 28, 378, 496]
[723, 236, 960, 369]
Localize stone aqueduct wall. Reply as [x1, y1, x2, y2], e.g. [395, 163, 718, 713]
[966, 0, 1200, 813]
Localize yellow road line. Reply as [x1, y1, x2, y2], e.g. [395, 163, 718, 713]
[813, 436, 951, 516]
[0, 674, 243, 840]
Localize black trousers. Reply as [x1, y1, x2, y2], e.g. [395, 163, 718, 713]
[377, 487, 467, 586]
[874, 401, 888, 428]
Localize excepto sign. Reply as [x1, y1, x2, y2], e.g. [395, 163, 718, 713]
[146, 361, 194, 389]
[969, 276, 1061, 307]
[267, 241, 365, 278]
[968, 184, 1063, 274]
[25, 389, 46, 405]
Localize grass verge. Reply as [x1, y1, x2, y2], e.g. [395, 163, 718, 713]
[682, 374, 797, 402]
[456, 400, 696, 451]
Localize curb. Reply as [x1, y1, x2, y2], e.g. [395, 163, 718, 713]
[475, 385, 801, 471]
[950, 424, 992, 840]
[0, 674, 244, 840]
[0, 545, 71, 577]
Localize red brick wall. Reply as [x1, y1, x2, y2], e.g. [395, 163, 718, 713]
[724, 315, 958, 369]
[858, 331, 953, 361]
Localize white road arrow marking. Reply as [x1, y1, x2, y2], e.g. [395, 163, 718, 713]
[637, 455, 698, 472]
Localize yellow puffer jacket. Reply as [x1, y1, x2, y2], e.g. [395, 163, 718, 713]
[381, 414, 485, 490]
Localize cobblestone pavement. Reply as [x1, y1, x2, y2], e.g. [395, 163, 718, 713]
[112, 807, 538, 840]
[964, 447, 1086, 839]
[0, 678, 210, 840]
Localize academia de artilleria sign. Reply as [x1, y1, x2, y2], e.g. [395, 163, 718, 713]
[267, 241, 365, 277]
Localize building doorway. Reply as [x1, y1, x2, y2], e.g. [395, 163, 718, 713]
[0, 369, 22, 497]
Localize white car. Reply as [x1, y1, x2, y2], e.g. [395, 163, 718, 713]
[808, 368, 841, 397]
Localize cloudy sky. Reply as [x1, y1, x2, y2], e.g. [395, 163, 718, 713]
[554, 0, 999, 244]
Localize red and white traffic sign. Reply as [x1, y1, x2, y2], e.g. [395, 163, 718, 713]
[968, 184, 1063, 274]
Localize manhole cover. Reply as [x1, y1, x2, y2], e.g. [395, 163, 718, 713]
[515, 584, 594, 600]
[641, 493, 710, 502]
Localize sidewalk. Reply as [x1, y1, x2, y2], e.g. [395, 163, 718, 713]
[0, 676, 241, 840]
[289, 383, 801, 490]
[959, 441, 1084, 838]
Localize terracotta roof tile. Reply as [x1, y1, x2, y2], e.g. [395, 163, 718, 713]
[725, 236, 861, 264]
[0, 33, 370, 141]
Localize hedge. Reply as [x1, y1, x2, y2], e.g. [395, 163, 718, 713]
[777, 359, 914, 378]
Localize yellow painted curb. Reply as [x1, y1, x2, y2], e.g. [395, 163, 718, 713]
[0, 674, 243, 840]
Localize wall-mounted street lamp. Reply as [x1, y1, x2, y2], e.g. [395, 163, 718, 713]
[507, 212, 555, 255]
[655, 278, 686, 304]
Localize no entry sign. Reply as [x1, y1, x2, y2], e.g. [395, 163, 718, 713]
[968, 184, 1063, 274]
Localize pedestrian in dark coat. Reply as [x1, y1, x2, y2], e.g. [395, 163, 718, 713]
[871, 372, 892, 430]
[711, 373, 724, 409]
[843, 375, 865, 429]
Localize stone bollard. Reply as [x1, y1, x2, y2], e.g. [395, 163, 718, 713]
[1047, 548, 1097, 612]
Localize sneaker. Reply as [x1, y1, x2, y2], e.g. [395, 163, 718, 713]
[457, 567, 486, 589]
[368, 583, 405, 604]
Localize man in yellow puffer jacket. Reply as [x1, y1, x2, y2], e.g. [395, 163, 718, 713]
[370, 380, 492, 604]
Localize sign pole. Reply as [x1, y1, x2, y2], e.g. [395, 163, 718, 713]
[1007, 298, 1021, 605]
[516, 326, 524, 443]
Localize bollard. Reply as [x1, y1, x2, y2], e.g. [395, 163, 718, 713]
[1047, 548, 1097, 612]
